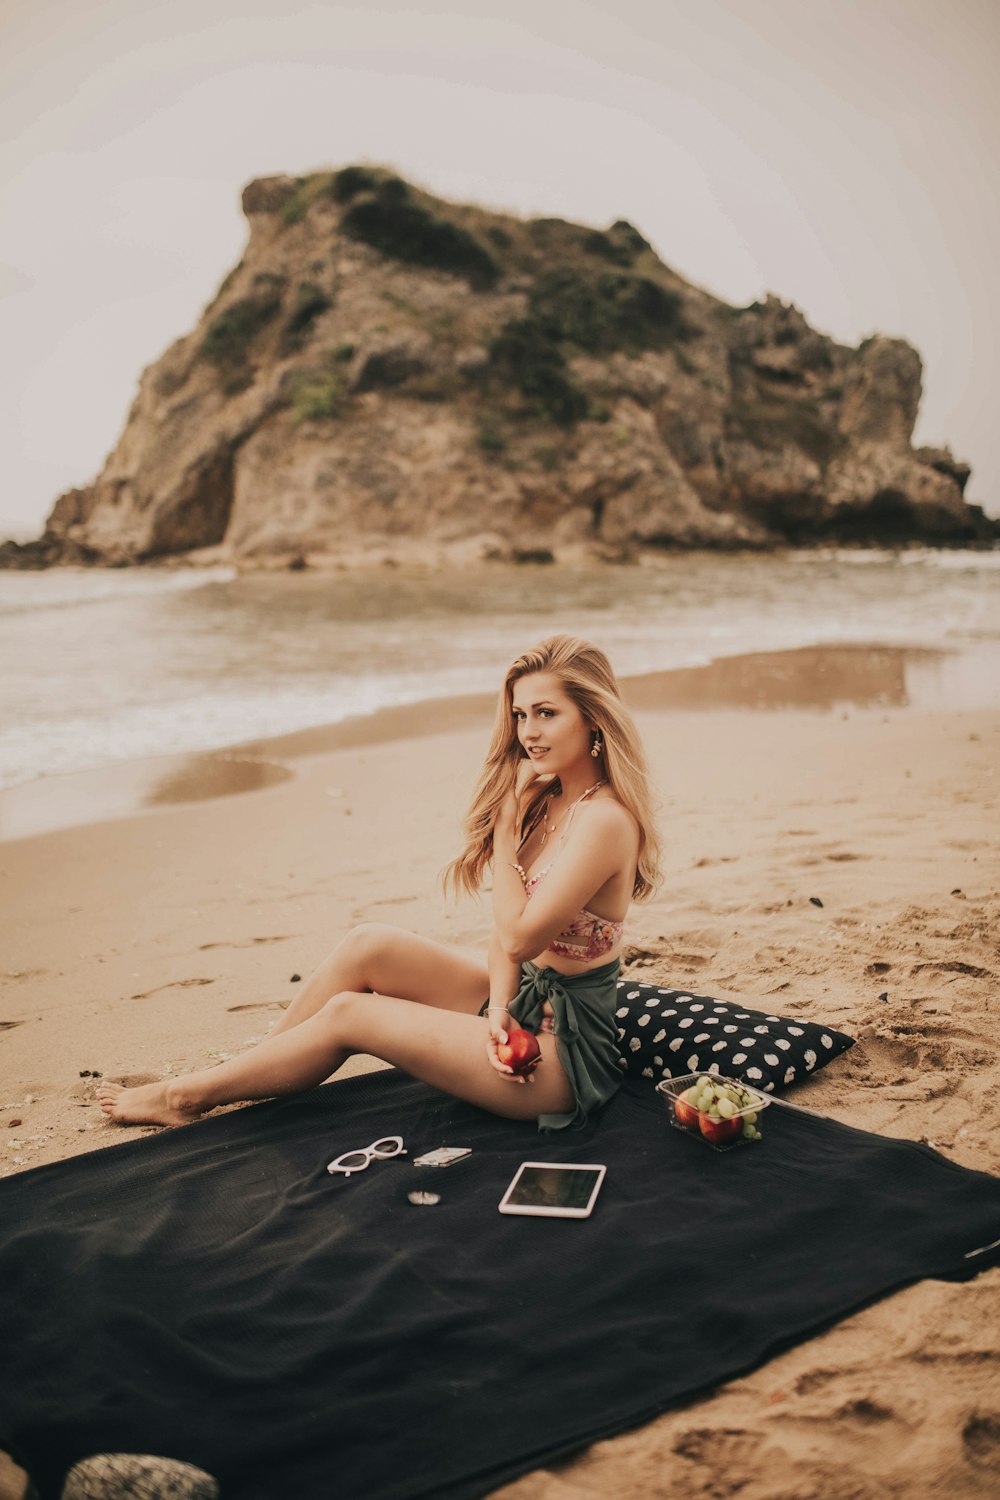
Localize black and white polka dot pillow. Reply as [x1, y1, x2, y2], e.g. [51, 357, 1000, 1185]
[613, 981, 854, 1093]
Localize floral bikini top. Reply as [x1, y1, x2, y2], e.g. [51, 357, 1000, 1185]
[513, 781, 625, 962]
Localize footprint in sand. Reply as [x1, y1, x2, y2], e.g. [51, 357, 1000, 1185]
[789, 1383, 910, 1444]
[226, 1001, 288, 1013]
[130, 978, 216, 1000]
[660, 950, 713, 970]
[0, 1021, 24, 1032]
[782, 1392, 915, 1471]
[833, 1397, 896, 1426]
[794, 1368, 841, 1396]
[198, 935, 294, 951]
[963, 1413, 1000, 1472]
[857, 1014, 991, 1073]
[910, 960, 995, 980]
[671, 1427, 765, 1467]
[622, 946, 661, 966]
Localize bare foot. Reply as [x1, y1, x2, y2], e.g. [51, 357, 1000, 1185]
[96, 1080, 204, 1127]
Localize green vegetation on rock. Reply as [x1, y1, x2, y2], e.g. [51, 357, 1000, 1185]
[201, 291, 284, 393]
[475, 414, 506, 454]
[582, 229, 635, 266]
[527, 268, 685, 355]
[488, 319, 589, 427]
[290, 366, 346, 423]
[525, 216, 650, 269]
[287, 343, 356, 422]
[483, 264, 689, 428]
[340, 179, 500, 289]
[610, 219, 651, 254]
[279, 283, 333, 355]
[280, 174, 336, 227]
[331, 166, 381, 202]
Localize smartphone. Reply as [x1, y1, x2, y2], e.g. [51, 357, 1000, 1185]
[498, 1162, 607, 1219]
[412, 1147, 472, 1168]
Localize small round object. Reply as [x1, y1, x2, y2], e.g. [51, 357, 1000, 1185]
[407, 1190, 441, 1207]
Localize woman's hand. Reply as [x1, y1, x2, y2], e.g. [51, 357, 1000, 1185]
[514, 759, 553, 803]
[485, 1007, 536, 1085]
[497, 760, 552, 843]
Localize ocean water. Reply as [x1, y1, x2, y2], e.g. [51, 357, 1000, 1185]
[1, 549, 998, 793]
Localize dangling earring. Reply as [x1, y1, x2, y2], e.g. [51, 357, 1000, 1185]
[591, 730, 603, 759]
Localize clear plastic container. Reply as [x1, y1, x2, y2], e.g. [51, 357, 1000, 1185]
[656, 1072, 772, 1151]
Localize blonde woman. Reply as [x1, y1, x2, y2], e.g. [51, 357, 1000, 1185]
[98, 636, 661, 1132]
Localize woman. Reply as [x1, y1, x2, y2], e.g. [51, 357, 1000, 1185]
[98, 635, 661, 1132]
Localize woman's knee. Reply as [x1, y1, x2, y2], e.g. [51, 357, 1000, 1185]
[317, 990, 367, 1046]
[334, 922, 398, 983]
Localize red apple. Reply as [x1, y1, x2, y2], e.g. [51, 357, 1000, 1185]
[699, 1112, 742, 1146]
[673, 1090, 700, 1130]
[497, 1028, 541, 1075]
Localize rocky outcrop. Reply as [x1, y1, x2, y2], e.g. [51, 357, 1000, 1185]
[4, 167, 995, 568]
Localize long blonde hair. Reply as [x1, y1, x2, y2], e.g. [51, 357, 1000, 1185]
[444, 635, 662, 900]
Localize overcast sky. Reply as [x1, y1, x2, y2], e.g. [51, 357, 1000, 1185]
[2, 0, 997, 539]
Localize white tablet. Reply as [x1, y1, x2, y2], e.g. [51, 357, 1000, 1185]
[498, 1162, 607, 1218]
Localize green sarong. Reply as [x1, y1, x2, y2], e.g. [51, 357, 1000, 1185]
[507, 957, 623, 1130]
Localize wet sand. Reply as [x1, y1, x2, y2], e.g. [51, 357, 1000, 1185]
[1, 644, 998, 1499]
[0, 642, 970, 843]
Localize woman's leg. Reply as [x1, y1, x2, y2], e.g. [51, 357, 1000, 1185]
[97, 992, 575, 1126]
[268, 924, 488, 1035]
[97, 925, 493, 1127]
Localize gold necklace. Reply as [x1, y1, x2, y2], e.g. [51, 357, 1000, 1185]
[539, 798, 559, 845]
[538, 778, 606, 847]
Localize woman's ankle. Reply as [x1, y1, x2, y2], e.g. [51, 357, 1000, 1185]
[163, 1076, 211, 1115]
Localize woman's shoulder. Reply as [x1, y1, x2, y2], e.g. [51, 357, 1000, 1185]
[579, 792, 640, 844]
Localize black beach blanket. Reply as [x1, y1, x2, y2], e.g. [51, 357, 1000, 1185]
[2, 1071, 999, 1500]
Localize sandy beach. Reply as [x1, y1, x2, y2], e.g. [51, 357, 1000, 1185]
[2, 653, 998, 1499]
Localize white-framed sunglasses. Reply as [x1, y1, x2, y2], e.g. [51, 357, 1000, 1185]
[326, 1136, 407, 1178]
